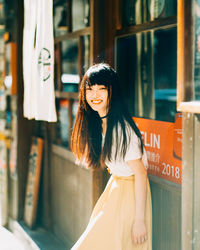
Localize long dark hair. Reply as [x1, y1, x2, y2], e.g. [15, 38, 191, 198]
[71, 63, 143, 169]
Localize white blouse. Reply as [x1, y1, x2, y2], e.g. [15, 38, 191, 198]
[102, 124, 148, 177]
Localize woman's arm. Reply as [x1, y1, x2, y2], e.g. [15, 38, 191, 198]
[126, 158, 148, 245]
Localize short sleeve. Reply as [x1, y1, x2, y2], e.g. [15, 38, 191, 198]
[124, 126, 143, 162]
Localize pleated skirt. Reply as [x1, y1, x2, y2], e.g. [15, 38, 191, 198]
[71, 175, 152, 250]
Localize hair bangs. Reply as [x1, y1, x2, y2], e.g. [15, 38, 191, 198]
[86, 64, 114, 89]
[88, 74, 110, 89]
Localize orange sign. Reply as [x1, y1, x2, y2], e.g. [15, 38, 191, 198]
[133, 114, 182, 184]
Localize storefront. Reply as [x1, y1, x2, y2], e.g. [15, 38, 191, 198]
[0, 0, 199, 249]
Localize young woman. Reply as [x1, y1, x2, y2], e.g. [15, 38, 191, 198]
[71, 63, 152, 250]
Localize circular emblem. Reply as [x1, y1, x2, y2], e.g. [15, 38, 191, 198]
[38, 48, 51, 82]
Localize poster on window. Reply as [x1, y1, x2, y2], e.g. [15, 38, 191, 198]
[134, 113, 182, 184]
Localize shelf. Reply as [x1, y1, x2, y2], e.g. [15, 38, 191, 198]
[55, 90, 79, 99]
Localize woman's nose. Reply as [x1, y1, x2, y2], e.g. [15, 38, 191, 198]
[92, 90, 98, 98]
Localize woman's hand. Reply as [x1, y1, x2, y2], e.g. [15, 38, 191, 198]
[131, 219, 147, 245]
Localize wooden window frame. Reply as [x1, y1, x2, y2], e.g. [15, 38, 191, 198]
[53, 0, 104, 144]
[105, 0, 177, 65]
[54, 0, 103, 98]
[52, 0, 105, 207]
[54, 28, 90, 100]
[177, 0, 200, 113]
[116, 16, 177, 37]
[115, 0, 177, 36]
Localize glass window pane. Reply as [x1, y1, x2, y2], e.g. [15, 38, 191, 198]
[53, 0, 69, 37]
[52, 99, 69, 147]
[61, 39, 79, 92]
[72, 0, 90, 32]
[82, 35, 90, 74]
[122, 0, 140, 26]
[147, 0, 177, 21]
[52, 99, 79, 148]
[116, 28, 177, 122]
[122, 0, 177, 27]
[154, 28, 177, 122]
[59, 99, 69, 147]
[116, 35, 138, 115]
[72, 100, 79, 126]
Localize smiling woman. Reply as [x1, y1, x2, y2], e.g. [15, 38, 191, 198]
[85, 84, 108, 117]
[70, 63, 152, 250]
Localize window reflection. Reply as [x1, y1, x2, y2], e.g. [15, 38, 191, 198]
[147, 0, 177, 21]
[72, 0, 90, 31]
[72, 100, 79, 126]
[116, 28, 177, 122]
[52, 99, 79, 148]
[59, 99, 69, 147]
[82, 35, 90, 75]
[122, 0, 177, 27]
[154, 28, 177, 122]
[61, 39, 79, 92]
[53, 0, 69, 37]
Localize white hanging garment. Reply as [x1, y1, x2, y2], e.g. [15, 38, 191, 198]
[23, 0, 57, 122]
[23, 0, 37, 119]
[34, 0, 57, 121]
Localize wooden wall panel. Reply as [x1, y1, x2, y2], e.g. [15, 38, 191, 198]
[150, 177, 181, 250]
[193, 114, 200, 250]
[50, 147, 92, 247]
[182, 113, 194, 250]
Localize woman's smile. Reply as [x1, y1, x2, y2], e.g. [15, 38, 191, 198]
[86, 84, 108, 117]
[91, 99, 103, 104]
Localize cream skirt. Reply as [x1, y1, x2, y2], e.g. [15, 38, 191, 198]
[71, 175, 152, 250]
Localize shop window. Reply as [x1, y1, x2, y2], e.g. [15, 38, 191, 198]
[61, 39, 79, 92]
[53, 0, 91, 149]
[53, 0, 90, 35]
[52, 98, 79, 147]
[121, 0, 177, 27]
[81, 35, 90, 74]
[177, 0, 200, 112]
[116, 28, 177, 122]
[53, 0, 70, 36]
[72, 0, 90, 32]
[154, 28, 177, 122]
[72, 100, 79, 124]
[147, 0, 177, 21]
[54, 99, 70, 147]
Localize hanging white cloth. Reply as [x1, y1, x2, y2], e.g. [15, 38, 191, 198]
[23, 0, 37, 119]
[23, 0, 57, 122]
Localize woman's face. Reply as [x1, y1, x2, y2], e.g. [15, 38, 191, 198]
[86, 84, 108, 117]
